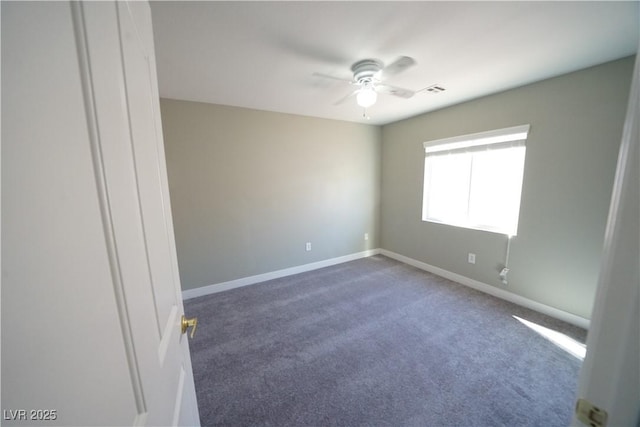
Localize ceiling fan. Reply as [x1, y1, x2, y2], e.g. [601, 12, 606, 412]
[313, 56, 419, 110]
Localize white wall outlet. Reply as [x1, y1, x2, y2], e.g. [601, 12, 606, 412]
[364, 233, 369, 241]
[468, 253, 476, 264]
[305, 242, 311, 251]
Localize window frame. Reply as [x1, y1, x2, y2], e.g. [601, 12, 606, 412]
[421, 125, 530, 236]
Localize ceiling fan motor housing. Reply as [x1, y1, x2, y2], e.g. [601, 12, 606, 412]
[351, 59, 383, 83]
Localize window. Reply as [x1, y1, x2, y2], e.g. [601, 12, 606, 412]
[422, 125, 529, 236]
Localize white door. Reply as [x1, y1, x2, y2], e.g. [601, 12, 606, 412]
[2, 1, 200, 425]
[572, 54, 639, 425]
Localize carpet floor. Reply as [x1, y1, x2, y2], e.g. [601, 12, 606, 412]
[185, 255, 587, 426]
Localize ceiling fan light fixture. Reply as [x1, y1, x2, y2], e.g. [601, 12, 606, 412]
[315, 56, 417, 112]
[357, 86, 377, 108]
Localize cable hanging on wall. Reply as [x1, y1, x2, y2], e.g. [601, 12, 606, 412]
[500, 235, 513, 284]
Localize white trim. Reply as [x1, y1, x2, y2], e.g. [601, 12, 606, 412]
[181, 247, 589, 330]
[379, 249, 590, 330]
[181, 249, 381, 300]
[72, 1, 147, 414]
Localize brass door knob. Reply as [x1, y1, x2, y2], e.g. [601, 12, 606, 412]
[181, 315, 198, 338]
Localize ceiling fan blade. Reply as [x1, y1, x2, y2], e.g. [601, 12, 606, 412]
[382, 56, 416, 78]
[312, 72, 353, 84]
[333, 90, 358, 106]
[376, 83, 415, 99]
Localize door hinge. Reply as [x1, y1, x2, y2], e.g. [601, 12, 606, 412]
[576, 398, 608, 427]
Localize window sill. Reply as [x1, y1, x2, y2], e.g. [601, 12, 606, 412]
[422, 218, 516, 237]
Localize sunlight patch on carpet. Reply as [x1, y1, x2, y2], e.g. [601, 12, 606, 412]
[513, 315, 586, 360]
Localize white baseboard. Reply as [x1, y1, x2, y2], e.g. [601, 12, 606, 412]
[379, 249, 590, 330]
[181, 247, 589, 330]
[181, 249, 381, 300]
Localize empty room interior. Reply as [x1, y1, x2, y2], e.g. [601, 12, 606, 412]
[2, 1, 639, 426]
[153, 2, 638, 425]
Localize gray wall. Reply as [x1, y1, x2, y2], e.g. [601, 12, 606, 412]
[160, 100, 381, 290]
[161, 57, 632, 320]
[380, 57, 634, 319]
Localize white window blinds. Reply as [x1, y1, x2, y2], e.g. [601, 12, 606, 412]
[422, 125, 529, 235]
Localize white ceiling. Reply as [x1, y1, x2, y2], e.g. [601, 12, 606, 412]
[150, 1, 639, 126]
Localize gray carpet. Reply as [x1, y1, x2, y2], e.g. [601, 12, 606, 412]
[185, 255, 586, 426]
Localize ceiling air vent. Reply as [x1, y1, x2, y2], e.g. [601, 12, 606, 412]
[424, 84, 446, 94]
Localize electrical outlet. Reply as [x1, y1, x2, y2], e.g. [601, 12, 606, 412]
[468, 253, 476, 264]
[364, 233, 369, 241]
[305, 242, 312, 251]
